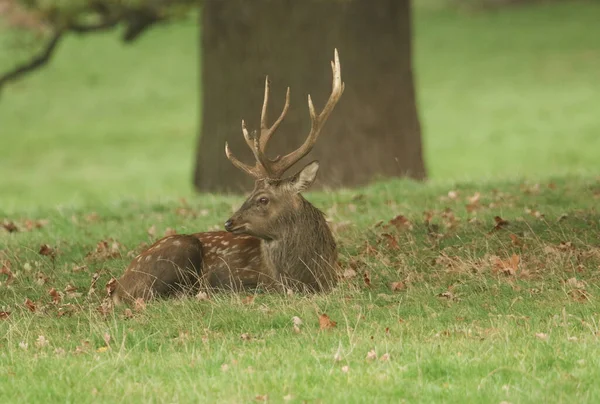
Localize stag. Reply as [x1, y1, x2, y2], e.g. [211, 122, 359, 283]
[111, 49, 344, 303]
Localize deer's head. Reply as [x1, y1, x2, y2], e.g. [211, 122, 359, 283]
[223, 49, 344, 241]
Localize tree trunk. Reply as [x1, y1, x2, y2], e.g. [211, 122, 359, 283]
[195, 0, 426, 193]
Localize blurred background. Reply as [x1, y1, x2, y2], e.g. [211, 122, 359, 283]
[0, 0, 598, 209]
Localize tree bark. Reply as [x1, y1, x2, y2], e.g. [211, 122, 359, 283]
[195, 0, 426, 193]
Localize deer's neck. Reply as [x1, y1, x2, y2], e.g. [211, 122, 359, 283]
[261, 198, 337, 291]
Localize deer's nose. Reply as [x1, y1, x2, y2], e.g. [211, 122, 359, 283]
[224, 219, 234, 232]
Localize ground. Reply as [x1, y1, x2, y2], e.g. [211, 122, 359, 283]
[1, 1, 599, 403]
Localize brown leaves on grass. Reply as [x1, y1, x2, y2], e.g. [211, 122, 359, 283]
[319, 313, 337, 330]
[564, 277, 591, 303]
[2, 221, 18, 233]
[48, 288, 61, 304]
[24, 298, 37, 312]
[1, 260, 14, 285]
[491, 254, 520, 276]
[2, 218, 48, 233]
[38, 244, 56, 258]
[390, 281, 406, 292]
[488, 216, 509, 234]
[86, 239, 121, 261]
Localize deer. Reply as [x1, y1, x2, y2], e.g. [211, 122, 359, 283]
[110, 49, 345, 304]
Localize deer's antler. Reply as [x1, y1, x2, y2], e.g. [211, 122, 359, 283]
[225, 48, 344, 179]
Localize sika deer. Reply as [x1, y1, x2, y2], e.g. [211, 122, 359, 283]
[111, 49, 344, 303]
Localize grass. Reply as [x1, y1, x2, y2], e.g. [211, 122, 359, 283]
[0, 1, 599, 209]
[2, 176, 600, 402]
[1, 1, 600, 402]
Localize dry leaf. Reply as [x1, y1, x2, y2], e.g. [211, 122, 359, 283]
[492, 254, 520, 276]
[24, 298, 36, 312]
[389, 215, 413, 231]
[509, 234, 522, 246]
[36, 272, 49, 285]
[2, 221, 18, 232]
[363, 271, 371, 287]
[48, 288, 61, 304]
[123, 308, 134, 319]
[39, 244, 56, 258]
[366, 349, 377, 361]
[390, 281, 406, 292]
[255, 395, 268, 401]
[319, 313, 337, 330]
[0, 260, 14, 284]
[240, 333, 252, 341]
[535, 333, 549, 341]
[0, 311, 10, 320]
[241, 295, 255, 305]
[380, 353, 391, 361]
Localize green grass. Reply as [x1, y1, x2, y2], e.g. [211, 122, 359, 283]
[2, 176, 600, 402]
[2, 1, 600, 402]
[1, 1, 599, 209]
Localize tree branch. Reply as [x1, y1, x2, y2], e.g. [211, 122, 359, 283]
[0, 31, 64, 94]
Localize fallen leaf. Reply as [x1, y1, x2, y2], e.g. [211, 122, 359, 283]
[39, 244, 56, 258]
[123, 309, 134, 319]
[380, 233, 399, 249]
[509, 234, 522, 246]
[363, 271, 371, 287]
[255, 395, 268, 401]
[380, 353, 391, 361]
[36, 272, 49, 285]
[96, 346, 109, 353]
[492, 254, 520, 276]
[390, 281, 406, 292]
[86, 240, 121, 261]
[48, 288, 61, 304]
[535, 333, 549, 341]
[241, 295, 255, 305]
[389, 215, 413, 231]
[489, 216, 509, 233]
[24, 298, 36, 312]
[241, 333, 252, 341]
[2, 221, 18, 233]
[0, 311, 10, 320]
[319, 313, 337, 330]
[0, 260, 14, 284]
[366, 349, 377, 361]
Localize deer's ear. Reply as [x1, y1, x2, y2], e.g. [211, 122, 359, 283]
[290, 161, 319, 193]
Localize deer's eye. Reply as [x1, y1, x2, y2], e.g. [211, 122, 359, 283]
[258, 197, 269, 205]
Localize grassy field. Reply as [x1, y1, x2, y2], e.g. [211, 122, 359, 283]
[1, 1, 600, 403]
[2, 176, 600, 402]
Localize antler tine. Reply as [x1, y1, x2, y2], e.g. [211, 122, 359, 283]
[225, 141, 261, 178]
[272, 48, 344, 176]
[260, 84, 291, 153]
